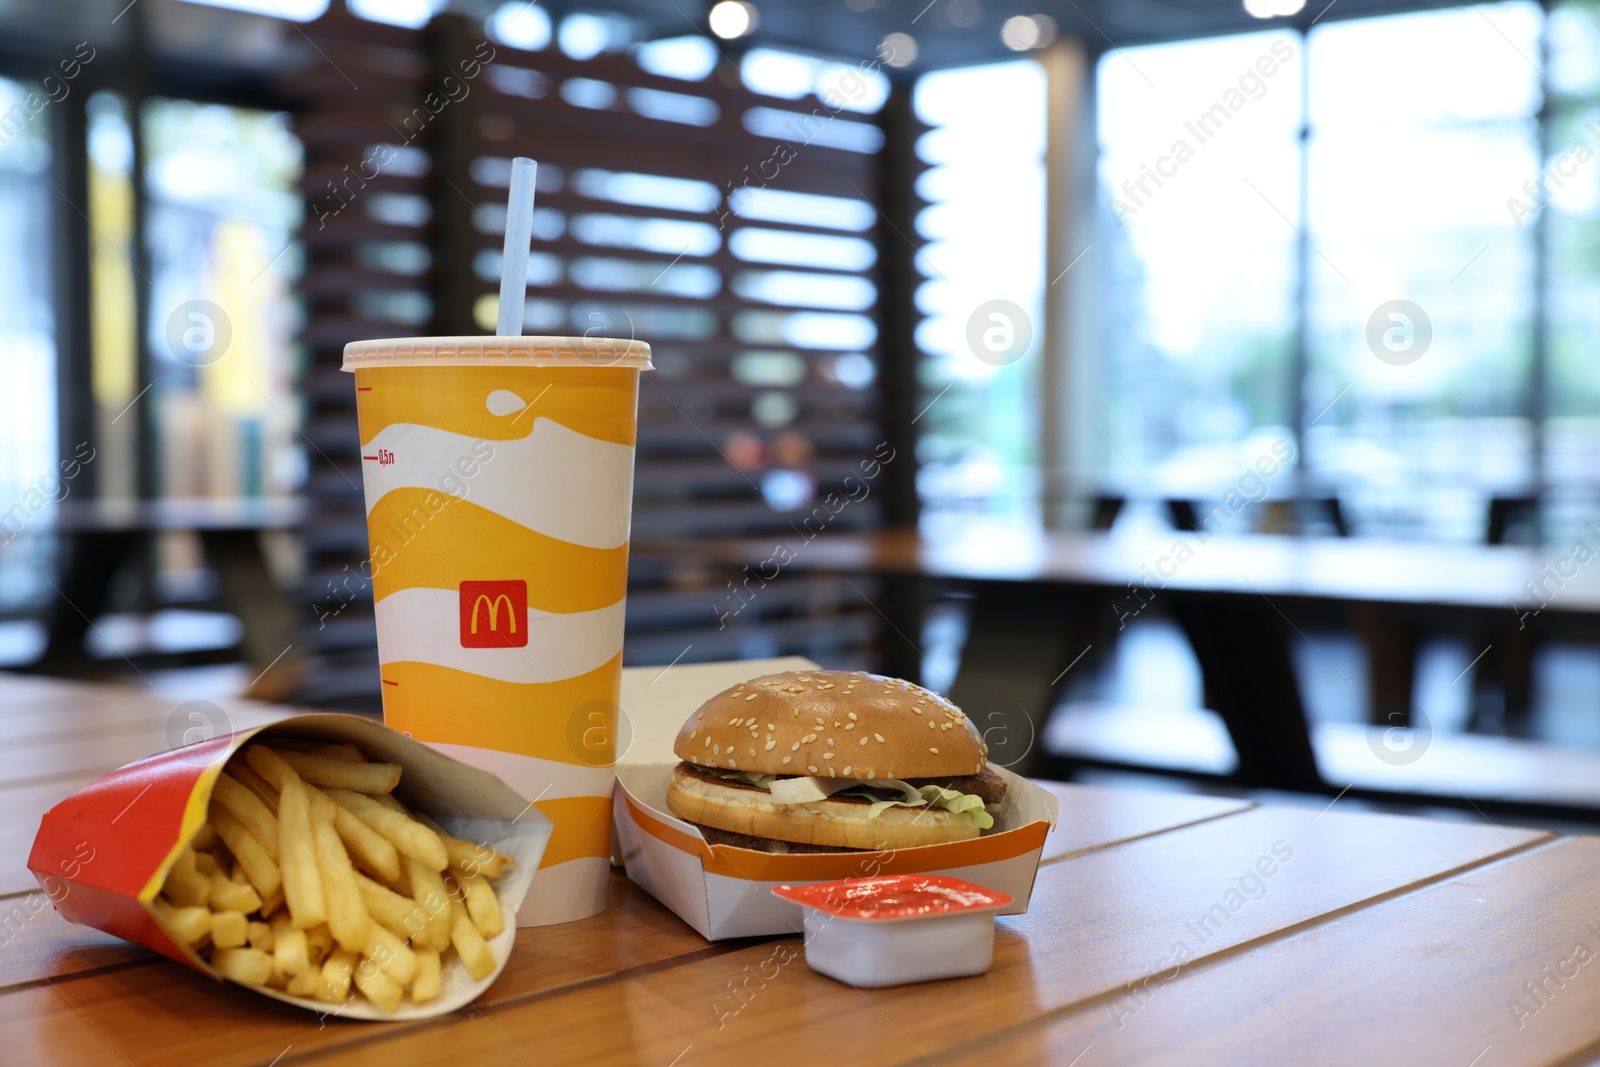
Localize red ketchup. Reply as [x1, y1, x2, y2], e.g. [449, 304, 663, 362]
[773, 874, 1013, 921]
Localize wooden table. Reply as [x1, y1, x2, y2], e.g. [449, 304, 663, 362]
[33, 499, 306, 698]
[639, 526, 1597, 795]
[6, 673, 1600, 1065]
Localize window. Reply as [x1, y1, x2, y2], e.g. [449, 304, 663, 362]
[914, 60, 1047, 527]
[141, 98, 303, 501]
[1096, 31, 1301, 499]
[1094, 3, 1588, 541]
[1305, 4, 1540, 539]
[0, 76, 57, 613]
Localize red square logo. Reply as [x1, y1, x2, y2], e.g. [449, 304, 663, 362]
[459, 580, 528, 648]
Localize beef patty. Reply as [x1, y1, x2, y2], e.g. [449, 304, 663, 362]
[676, 762, 1007, 807]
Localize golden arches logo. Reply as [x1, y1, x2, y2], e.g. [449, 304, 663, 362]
[470, 594, 516, 635]
[458, 580, 528, 648]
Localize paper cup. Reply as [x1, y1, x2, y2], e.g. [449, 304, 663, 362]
[28, 713, 553, 1020]
[343, 336, 651, 926]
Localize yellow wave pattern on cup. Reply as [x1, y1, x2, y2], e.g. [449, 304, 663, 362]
[354, 363, 640, 902]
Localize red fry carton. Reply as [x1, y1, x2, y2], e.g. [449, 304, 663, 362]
[28, 712, 552, 1020]
[612, 658, 1060, 940]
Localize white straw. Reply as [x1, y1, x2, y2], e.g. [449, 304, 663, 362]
[497, 156, 538, 337]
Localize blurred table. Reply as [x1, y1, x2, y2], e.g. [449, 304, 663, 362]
[4, 673, 1595, 1065]
[639, 527, 1593, 792]
[32, 498, 306, 698]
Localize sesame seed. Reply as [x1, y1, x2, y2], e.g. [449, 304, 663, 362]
[929, 721, 937, 729]
[823, 752, 835, 760]
[803, 733, 816, 743]
[765, 740, 776, 750]
[748, 748, 756, 756]
[828, 768, 836, 776]
[713, 744, 721, 754]
[689, 729, 696, 738]
[807, 765, 818, 773]
[767, 724, 775, 732]
[728, 758, 737, 767]
[930, 747, 939, 753]
[843, 767, 852, 776]
[859, 736, 870, 746]
[704, 737, 712, 747]
[847, 712, 858, 721]
[914, 709, 923, 715]
[782, 756, 792, 764]
[874, 733, 886, 743]
[792, 742, 801, 751]
[834, 721, 842, 728]
[746, 693, 758, 701]
[845, 722, 856, 730]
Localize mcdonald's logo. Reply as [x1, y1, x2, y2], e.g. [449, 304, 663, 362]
[458, 580, 528, 648]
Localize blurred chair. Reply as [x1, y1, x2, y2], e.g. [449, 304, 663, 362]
[1259, 497, 1350, 537]
[1165, 499, 1200, 532]
[1470, 494, 1540, 735]
[1089, 494, 1125, 532]
[1487, 495, 1539, 545]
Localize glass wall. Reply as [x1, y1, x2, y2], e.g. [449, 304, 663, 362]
[0, 76, 58, 614]
[1547, 0, 1600, 540]
[142, 98, 303, 502]
[1304, 4, 1539, 539]
[1096, 31, 1301, 497]
[1094, 2, 1597, 542]
[914, 60, 1047, 526]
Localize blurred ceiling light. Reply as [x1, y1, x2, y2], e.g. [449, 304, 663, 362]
[1001, 14, 1057, 50]
[709, 1, 759, 38]
[880, 32, 918, 67]
[1243, 0, 1306, 17]
[489, 1, 552, 49]
[560, 13, 633, 58]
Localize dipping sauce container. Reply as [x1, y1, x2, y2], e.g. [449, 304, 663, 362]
[772, 874, 1014, 988]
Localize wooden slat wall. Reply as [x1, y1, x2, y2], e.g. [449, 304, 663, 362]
[276, 10, 924, 707]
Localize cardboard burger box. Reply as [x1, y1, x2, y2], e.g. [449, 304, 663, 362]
[28, 713, 553, 1020]
[612, 657, 1060, 940]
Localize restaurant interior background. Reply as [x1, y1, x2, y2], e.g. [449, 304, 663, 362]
[3, 0, 1599, 825]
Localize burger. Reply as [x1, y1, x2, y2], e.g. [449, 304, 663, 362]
[665, 670, 1007, 852]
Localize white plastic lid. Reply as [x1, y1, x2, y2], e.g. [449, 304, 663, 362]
[341, 335, 652, 371]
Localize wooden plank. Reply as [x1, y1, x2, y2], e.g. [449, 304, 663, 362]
[1038, 782, 1252, 865]
[935, 836, 1600, 1067]
[0, 895, 152, 992]
[259, 807, 1545, 1066]
[0, 678, 300, 894]
[0, 875, 739, 1067]
[0, 781, 98, 896]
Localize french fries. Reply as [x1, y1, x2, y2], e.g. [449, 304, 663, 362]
[327, 789, 449, 871]
[277, 751, 402, 795]
[152, 737, 514, 1014]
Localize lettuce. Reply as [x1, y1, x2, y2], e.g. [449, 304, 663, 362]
[708, 770, 777, 789]
[702, 769, 993, 829]
[839, 783, 995, 830]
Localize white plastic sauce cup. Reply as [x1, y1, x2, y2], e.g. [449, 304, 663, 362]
[773, 874, 1014, 988]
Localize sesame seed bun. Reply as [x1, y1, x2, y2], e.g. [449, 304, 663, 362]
[664, 766, 981, 850]
[671, 669, 987, 780]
